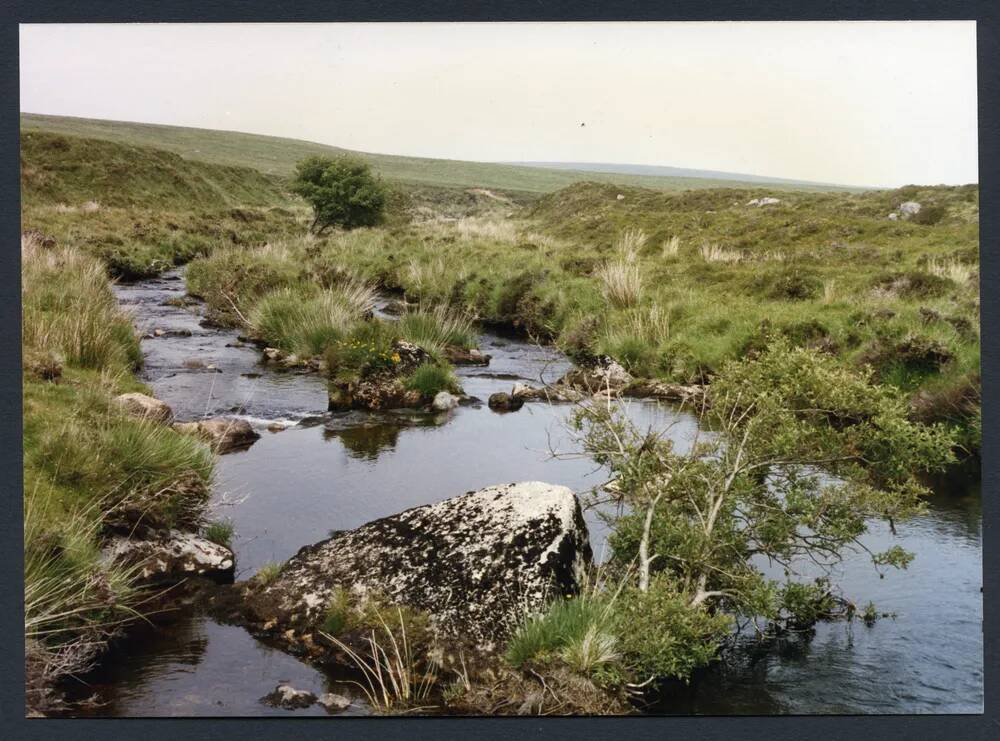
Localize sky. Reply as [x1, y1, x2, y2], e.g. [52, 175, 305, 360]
[20, 22, 979, 187]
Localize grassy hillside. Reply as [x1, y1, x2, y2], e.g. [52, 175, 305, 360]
[21, 113, 859, 195]
[21, 131, 307, 279]
[21, 129, 292, 209]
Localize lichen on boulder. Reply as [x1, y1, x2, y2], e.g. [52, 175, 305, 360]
[242, 482, 592, 649]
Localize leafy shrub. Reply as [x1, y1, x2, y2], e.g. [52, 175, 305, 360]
[614, 578, 732, 680]
[292, 155, 387, 233]
[777, 578, 839, 630]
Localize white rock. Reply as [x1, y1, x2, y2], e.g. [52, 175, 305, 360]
[888, 213, 899, 221]
[317, 693, 351, 712]
[616, 194, 625, 201]
[431, 391, 458, 412]
[900, 201, 922, 217]
[102, 530, 234, 584]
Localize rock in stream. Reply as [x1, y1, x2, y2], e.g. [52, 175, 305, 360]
[242, 481, 592, 647]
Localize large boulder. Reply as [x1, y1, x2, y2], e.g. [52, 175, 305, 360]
[173, 417, 260, 453]
[243, 482, 592, 645]
[899, 201, 922, 218]
[114, 392, 173, 424]
[103, 530, 235, 585]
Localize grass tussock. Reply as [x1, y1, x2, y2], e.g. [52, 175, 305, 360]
[699, 242, 743, 263]
[405, 363, 459, 398]
[926, 258, 974, 286]
[597, 252, 642, 309]
[322, 605, 439, 714]
[248, 281, 376, 357]
[22, 234, 142, 371]
[397, 305, 477, 354]
[661, 235, 681, 258]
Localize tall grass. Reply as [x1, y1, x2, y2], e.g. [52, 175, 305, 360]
[505, 595, 619, 676]
[615, 227, 647, 257]
[322, 606, 439, 714]
[397, 305, 477, 353]
[927, 258, 974, 285]
[699, 243, 743, 263]
[597, 260, 643, 309]
[248, 282, 375, 357]
[22, 234, 142, 372]
[661, 235, 681, 258]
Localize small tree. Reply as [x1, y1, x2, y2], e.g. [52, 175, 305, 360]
[571, 338, 956, 639]
[291, 155, 387, 234]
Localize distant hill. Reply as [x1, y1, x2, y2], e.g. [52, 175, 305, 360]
[21, 113, 861, 195]
[507, 161, 863, 190]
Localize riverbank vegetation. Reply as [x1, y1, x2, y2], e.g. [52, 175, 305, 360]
[22, 234, 215, 710]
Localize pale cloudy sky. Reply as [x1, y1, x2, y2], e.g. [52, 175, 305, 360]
[20, 22, 978, 187]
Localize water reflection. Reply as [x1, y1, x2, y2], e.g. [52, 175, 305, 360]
[63, 609, 365, 717]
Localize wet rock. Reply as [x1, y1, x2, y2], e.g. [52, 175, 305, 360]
[556, 356, 632, 393]
[149, 328, 193, 338]
[444, 346, 492, 366]
[432, 391, 459, 412]
[173, 417, 261, 453]
[488, 392, 524, 412]
[317, 693, 351, 712]
[114, 392, 173, 424]
[260, 684, 317, 710]
[267, 422, 288, 433]
[102, 530, 235, 585]
[262, 346, 322, 371]
[243, 481, 592, 644]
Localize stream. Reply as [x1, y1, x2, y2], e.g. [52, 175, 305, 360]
[63, 269, 982, 716]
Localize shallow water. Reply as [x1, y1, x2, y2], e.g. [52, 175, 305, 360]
[73, 271, 982, 716]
